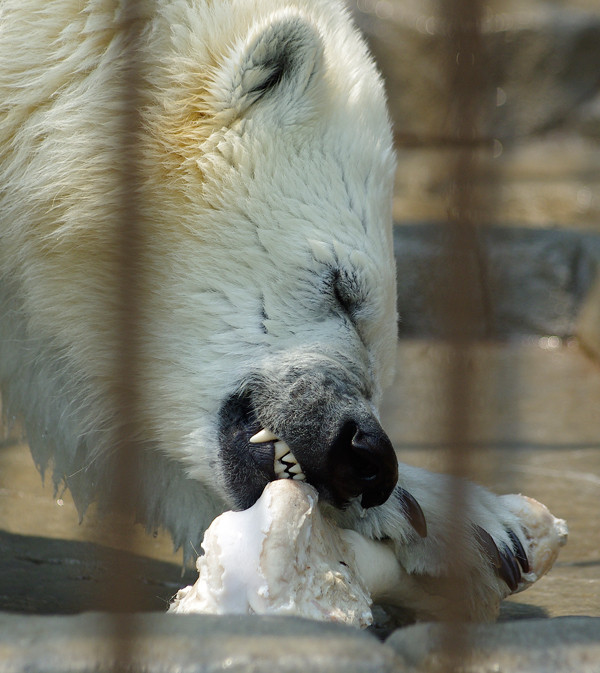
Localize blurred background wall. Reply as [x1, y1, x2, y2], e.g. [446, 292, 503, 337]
[350, 0, 600, 347]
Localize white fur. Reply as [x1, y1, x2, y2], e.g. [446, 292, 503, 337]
[1, 0, 532, 619]
[0, 0, 395, 545]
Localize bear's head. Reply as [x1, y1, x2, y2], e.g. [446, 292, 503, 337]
[142, 2, 398, 517]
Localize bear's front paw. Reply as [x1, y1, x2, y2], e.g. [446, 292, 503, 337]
[498, 494, 568, 590]
[369, 470, 568, 622]
[460, 493, 567, 621]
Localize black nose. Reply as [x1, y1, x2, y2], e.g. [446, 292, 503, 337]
[328, 419, 399, 508]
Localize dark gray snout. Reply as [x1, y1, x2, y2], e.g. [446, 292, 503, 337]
[219, 358, 400, 511]
[328, 418, 399, 508]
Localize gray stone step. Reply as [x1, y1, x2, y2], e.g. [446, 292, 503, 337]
[387, 617, 600, 673]
[393, 222, 600, 338]
[0, 612, 403, 673]
[1, 612, 599, 673]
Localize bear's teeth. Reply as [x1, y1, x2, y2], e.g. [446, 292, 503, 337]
[274, 461, 288, 477]
[271, 441, 306, 481]
[274, 441, 290, 460]
[249, 428, 278, 444]
[249, 432, 306, 480]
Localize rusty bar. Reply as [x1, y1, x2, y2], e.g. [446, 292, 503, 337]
[108, 0, 148, 667]
[435, 0, 495, 663]
[113, 0, 145, 517]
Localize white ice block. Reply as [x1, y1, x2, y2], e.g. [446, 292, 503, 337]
[169, 480, 567, 626]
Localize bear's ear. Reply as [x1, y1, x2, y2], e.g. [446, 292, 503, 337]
[211, 14, 324, 124]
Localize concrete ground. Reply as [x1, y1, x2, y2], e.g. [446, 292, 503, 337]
[381, 339, 600, 621]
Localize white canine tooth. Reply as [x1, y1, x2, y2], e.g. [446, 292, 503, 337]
[274, 462, 287, 477]
[291, 473, 306, 481]
[287, 463, 303, 475]
[249, 428, 278, 444]
[274, 441, 290, 460]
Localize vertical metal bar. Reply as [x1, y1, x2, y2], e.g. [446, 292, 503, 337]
[109, 0, 147, 667]
[436, 0, 494, 662]
[114, 0, 144, 521]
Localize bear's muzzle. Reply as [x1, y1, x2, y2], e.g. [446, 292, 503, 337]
[218, 360, 400, 512]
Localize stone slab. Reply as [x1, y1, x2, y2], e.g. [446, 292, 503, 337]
[386, 617, 600, 672]
[2, 612, 598, 673]
[0, 530, 194, 615]
[0, 612, 405, 673]
[393, 223, 600, 338]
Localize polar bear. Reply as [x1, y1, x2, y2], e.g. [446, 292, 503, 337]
[1, 0, 542, 620]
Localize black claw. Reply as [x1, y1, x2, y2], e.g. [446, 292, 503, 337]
[474, 526, 525, 593]
[499, 544, 521, 592]
[507, 529, 530, 573]
[397, 487, 427, 538]
[473, 525, 502, 569]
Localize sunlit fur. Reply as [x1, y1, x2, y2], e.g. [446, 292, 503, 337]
[0, 0, 396, 546]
